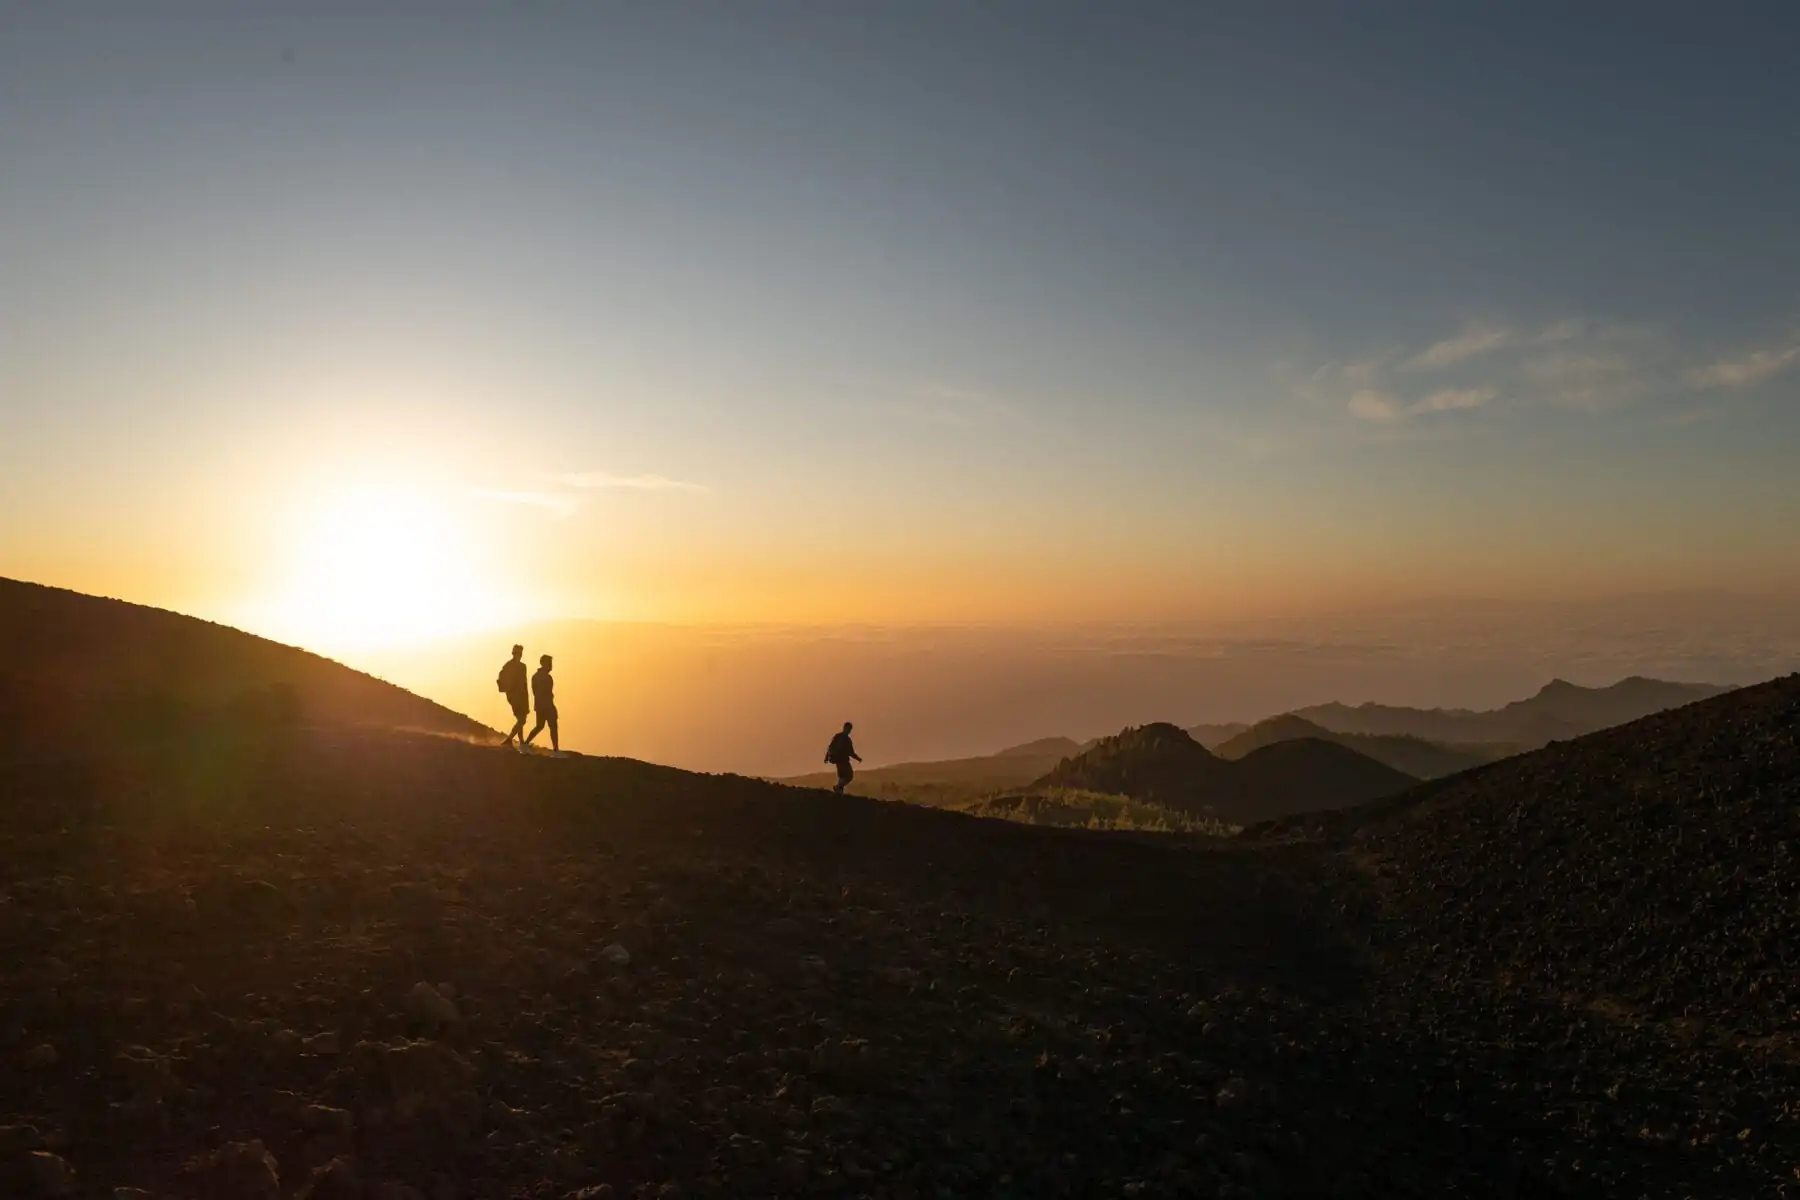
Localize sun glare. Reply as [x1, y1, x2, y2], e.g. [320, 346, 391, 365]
[255, 486, 515, 653]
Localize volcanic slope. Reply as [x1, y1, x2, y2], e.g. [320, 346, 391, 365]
[0, 576, 486, 749]
[1036, 722, 1416, 822]
[1315, 671, 1800, 1032]
[2, 588, 1795, 1197]
[1223, 738, 1420, 819]
[1253, 672, 1800, 1196]
[1216, 714, 1501, 779]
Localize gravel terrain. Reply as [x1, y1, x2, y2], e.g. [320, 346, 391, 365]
[3, 676, 1799, 1197]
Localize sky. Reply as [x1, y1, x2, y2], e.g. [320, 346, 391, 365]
[4, 3, 1800, 654]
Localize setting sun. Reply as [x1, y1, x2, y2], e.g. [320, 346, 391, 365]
[251, 485, 516, 653]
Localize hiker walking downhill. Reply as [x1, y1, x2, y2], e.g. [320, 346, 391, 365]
[497, 644, 529, 749]
[824, 721, 862, 795]
[524, 654, 560, 754]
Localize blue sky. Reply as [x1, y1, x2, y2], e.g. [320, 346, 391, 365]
[3, 3, 1798, 628]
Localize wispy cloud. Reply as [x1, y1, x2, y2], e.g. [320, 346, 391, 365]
[1415, 386, 1499, 413]
[471, 489, 579, 517]
[1347, 389, 1405, 421]
[1302, 316, 1671, 423]
[1406, 323, 1514, 370]
[1520, 348, 1649, 413]
[1290, 313, 1800, 430]
[1346, 385, 1498, 421]
[558, 471, 709, 493]
[1685, 336, 1800, 389]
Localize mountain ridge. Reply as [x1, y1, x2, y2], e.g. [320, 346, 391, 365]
[1295, 676, 1729, 747]
[1035, 722, 1416, 823]
[1215, 714, 1504, 779]
[0, 576, 490, 750]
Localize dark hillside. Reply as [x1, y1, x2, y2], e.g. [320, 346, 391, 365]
[1217, 714, 1500, 779]
[1033, 722, 1232, 813]
[0, 723, 1523, 1198]
[1037, 723, 1415, 822]
[1342, 672, 1800, 1033]
[1219, 738, 1419, 822]
[2, 585, 1796, 1195]
[0, 577, 487, 749]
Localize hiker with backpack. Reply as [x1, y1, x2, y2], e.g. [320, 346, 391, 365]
[824, 721, 862, 794]
[497, 644, 529, 749]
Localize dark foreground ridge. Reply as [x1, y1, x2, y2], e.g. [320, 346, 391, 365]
[2, 584, 1797, 1197]
[0, 576, 487, 752]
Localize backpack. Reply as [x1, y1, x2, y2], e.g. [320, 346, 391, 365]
[496, 667, 508, 693]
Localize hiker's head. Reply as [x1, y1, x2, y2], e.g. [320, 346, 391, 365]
[511, 644, 524, 659]
[540, 654, 553, 669]
[843, 721, 853, 733]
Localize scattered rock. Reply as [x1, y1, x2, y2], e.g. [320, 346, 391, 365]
[364, 1039, 480, 1133]
[25, 1151, 75, 1196]
[1215, 1077, 1249, 1109]
[600, 943, 631, 967]
[405, 982, 462, 1032]
[181, 1139, 280, 1199]
[23, 1042, 59, 1068]
[299, 1104, 355, 1134]
[295, 1156, 359, 1200]
[302, 1030, 343, 1055]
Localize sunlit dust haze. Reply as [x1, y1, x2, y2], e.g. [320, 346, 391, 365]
[5, 6, 1800, 767]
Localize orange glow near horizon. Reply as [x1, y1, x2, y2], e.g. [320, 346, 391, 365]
[241, 485, 527, 654]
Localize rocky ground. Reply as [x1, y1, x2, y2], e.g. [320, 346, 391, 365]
[3, 708, 1799, 1197]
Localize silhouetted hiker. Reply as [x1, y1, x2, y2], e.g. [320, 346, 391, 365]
[497, 644, 529, 749]
[524, 654, 560, 754]
[824, 721, 861, 794]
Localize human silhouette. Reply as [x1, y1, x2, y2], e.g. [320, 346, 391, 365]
[524, 654, 559, 754]
[824, 721, 861, 794]
[496, 644, 529, 749]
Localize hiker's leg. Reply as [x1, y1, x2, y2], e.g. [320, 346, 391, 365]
[548, 714, 559, 753]
[506, 711, 527, 745]
[525, 714, 546, 744]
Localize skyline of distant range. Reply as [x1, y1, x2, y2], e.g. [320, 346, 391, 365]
[354, 589, 1798, 776]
